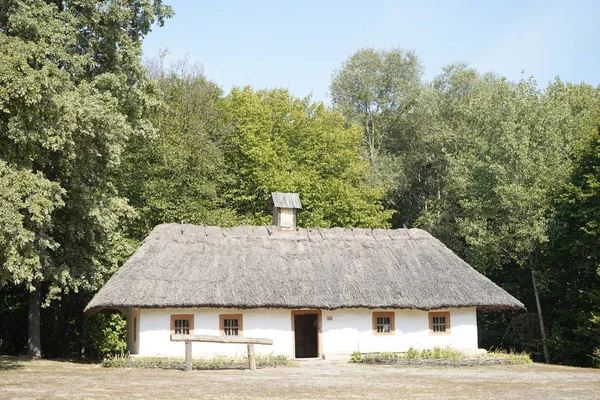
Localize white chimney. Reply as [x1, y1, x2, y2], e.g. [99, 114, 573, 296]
[270, 192, 302, 231]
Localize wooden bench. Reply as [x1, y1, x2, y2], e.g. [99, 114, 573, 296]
[170, 334, 274, 371]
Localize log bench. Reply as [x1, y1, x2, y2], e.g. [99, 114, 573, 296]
[170, 334, 274, 371]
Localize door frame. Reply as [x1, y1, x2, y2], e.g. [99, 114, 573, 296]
[291, 309, 322, 359]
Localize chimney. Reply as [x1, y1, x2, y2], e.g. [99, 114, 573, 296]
[269, 192, 302, 231]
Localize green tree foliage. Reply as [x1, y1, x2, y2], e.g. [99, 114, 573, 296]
[383, 77, 457, 234]
[117, 62, 393, 233]
[0, 0, 171, 357]
[431, 71, 597, 363]
[543, 122, 600, 367]
[220, 87, 392, 228]
[330, 48, 423, 173]
[117, 57, 239, 238]
[0, 162, 64, 287]
[331, 52, 600, 364]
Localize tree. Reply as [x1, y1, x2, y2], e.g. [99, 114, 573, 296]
[444, 75, 596, 363]
[117, 57, 239, 238]
[330, 48, 423, 170]
[329, 48, 600, 365]
[219, 87, 392, 228]
[0, 0, 172, 357]
[544, 121, 600, 366]
[0, 162, 64, 356]
[384, 64, 483, 248]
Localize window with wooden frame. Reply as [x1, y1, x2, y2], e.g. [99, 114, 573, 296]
[220, 314, 243, 337]
[170, 314, 194, 339]
[372, 312, 395, 335]
[429, 312, 450, 335]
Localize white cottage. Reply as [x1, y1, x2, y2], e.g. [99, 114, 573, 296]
[85, 193, 523, 360]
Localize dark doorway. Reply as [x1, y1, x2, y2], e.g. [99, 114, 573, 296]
[294, 313, 319, 358]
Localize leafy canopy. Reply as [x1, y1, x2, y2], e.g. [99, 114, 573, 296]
[117, 58, 239, 238]
[220, 87, 392, 228]
[330, 47, 423, 168]
[0, 0, 172, 297]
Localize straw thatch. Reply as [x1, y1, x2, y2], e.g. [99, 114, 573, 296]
[85, 224, 523, 314]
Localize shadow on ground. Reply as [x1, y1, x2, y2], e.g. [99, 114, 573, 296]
[0, 356, 25, 370]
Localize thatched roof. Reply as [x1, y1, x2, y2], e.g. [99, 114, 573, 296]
[85, 224, 523, 314]
[270, 192, 302, 209]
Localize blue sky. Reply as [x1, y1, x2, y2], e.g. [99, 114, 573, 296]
[143, 0, 600, 104]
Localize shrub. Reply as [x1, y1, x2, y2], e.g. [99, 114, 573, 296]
[349, 351, 363, 363]
[102, 353, 289, 370]
[349, 347, 531, 366]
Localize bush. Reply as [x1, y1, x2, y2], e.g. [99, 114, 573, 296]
[349, 351, 362, 363]
[102, 353, 290, 370]
[349, 347, 531, 366]
[88, 313, 127, 357]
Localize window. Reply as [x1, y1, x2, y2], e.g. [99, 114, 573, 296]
[220, 314, 243, 337]
[133, 317, 137, 342]
[372, 312, 395, 335]
[170, 314, 194, 339]
[429, 312, 450, 335]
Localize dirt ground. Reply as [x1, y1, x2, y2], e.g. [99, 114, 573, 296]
[1, 357, 599, 399]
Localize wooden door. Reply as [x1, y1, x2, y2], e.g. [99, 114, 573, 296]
[294, 313, 318, 358]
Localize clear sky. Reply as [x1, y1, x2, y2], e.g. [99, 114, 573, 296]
[143, 0, 600, 104]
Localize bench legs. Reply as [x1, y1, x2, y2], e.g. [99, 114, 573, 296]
[185, 341, 192, 371]
[183, 341, 256, 372]
[248, 344, 256, 371]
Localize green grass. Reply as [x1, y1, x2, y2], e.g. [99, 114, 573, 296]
[475, 349, 533, 365]
[350, 347, 531, 365]
[102, 353, 289, 370]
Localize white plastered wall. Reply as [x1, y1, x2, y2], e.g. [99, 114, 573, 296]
[320, 308, 478, 359]
[138, 308, 294, 357]
[124, 307, 140, 354]
[135, 307, 478, 358]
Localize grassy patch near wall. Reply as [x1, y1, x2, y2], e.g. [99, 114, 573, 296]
[102, 353, 289, 370]
[349, 347, 531, 366]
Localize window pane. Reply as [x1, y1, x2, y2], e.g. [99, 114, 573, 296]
[374, 314, 393, 334]
[183, 320, 189, 328]
[175, 320, 181, 328]
[430, 314, 448, 333]
[224, 327, 239, 336]
[232, 319, 238, 327]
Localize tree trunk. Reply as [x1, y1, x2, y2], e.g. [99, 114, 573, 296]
[531, 269, 550, 364]
[28, 281, 42, 358]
